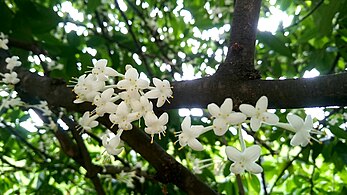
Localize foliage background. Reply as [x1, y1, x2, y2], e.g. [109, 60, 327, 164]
[1, 0, 347, 194]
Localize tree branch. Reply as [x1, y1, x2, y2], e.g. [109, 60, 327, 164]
[218, 0, 262, 79]
[165, 73, 347, 110]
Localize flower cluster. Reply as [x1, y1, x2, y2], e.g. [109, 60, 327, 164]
[72, 59, 173, 155]
[0, 32, 9, 50]
[176, 96, 323, 175]
[0, 56, 21, 85]
[0, 40, 24, 112]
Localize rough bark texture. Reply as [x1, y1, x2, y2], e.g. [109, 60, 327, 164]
[217, 0, 262, 79]
[164, 73, 347, 110]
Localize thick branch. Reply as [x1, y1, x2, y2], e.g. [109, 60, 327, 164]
[165, 73, 347, 109]
[218, 0, 262, 78]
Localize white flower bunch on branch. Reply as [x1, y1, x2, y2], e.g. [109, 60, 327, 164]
[71, 59, 173, 155]
[176, 96, 324, 176]
[0, 55, 21, 85]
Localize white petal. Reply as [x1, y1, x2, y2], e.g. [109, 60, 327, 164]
[152, 78, 161, 87]
[178, 135, 189, 147]
[250, 117, 262, 131]
[128, 112, 140, 122]
[225, 146, 242, 162]
[290, 133, 302, 146]
[101, 88, 114, 100]
[228, 112, 247, 125]
[107, 147, 123, 156]
[105, 67, 121, 77]
[117, 102, 129, 116]
[261, 112, 279, 125]
[104, 102, 118, 113]
[230, 163, 244, 174]
[303, 115, 313, 130]
[159, 112, 169, 125]
[156, 96, 166, 107]
[190, 125, 204, 137]
[117, 80, 131, 89]
[213, 118, 228, 136]
[188, 139, 204, 151]
[287, 114, 304, 131]
[181, 116, 191, 132]
[245, 162, 263, 174]
[137, 79, 149, 89]
[125, 68, 138, 80]
[74, 99, 84, 104]
[95, 59, 107, 67]
[239, 104, 256, 117]
[220, 98, 233, 114]
[290, 131, 309, 147]
[256, 96, 268, 112]
[144, 90, 160, 99]
[89, 121, 99, 128]
[244, 145, 261, 162]
[162, 80, 170, 88]
[207, 103, 220, 117]
[109, 136, 121, 147]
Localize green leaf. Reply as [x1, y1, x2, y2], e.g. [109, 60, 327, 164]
[0, 2, 13, 33]
[87, 0, 101, 13]
[86, 35, 106, 47]
[279, 0, 292, 11]
[330, 126, 347, 140]
[313, 0, 340, 37]
[248, 174, 261, 193]
[257, 32, 292, 58]
[67, 31, 81, 47]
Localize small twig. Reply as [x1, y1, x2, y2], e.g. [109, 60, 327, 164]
[269, 151, 301, 194]
[285, 0, 324, 29]
[244, 128, 277, 156]
[3, 123, 52, 160]
[260, 160, 268, 195]
[236, 174, 245, 195]
[113, 0, 153, 79]
[309, 159, 316, 194]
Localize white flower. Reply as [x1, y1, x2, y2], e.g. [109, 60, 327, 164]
[2, 97, 23, 109]
[109, 102, 138, 130]
[5, 56, 21, 71]
[119, 90, 141, 104]
[92, 59, 121, 81]
[93, 88, 118, 116]
[78, 111, 99, 131]
[145, 78, 173, 107]
[117, 170, 136, 188]
[102, 130, 124, 156]
[144, 112, 168, 143]
[343, 113, 347, 121]
[36, 101, 52, 116]
[73, 74, 105, 103]
[0, 33, 9, 50]
[130, 96, 153, 119]
[176, 116, 204, 151]
[116, 65, 149, 96]
[239, 96, 279, 131]
[2, 72, 20, 84]
[192, 158, 213, 174]
[208, 98, 246, 136]
[225, 145, 263, 174]
[329, 118, 338, 126]
[277, 114, 322, 147]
